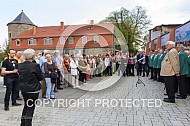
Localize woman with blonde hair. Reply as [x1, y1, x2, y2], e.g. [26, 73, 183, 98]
[44, 54, 57, 100]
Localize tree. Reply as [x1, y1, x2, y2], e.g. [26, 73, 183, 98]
[0, 38, 9, 62]
[100, 6, 151, 54]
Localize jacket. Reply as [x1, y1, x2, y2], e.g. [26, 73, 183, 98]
[153, 54, 160, 68]
[157, 54, 165, 69]
[149, 54, 155, 67]
[160, 48, 180, 76]
[178, 50, 189, 75]
[18, 61, 43, 93]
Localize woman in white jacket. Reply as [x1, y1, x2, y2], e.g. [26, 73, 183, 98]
[70, 55, 79, 88]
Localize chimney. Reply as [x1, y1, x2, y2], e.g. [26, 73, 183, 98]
[33, 26, 37, 35]
[60, 22, 64, 29]
[90, 20, 94, 25]
[90, 20, 94, 29]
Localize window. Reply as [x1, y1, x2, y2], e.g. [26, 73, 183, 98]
[44, 38, 53, 45]
[28, 38, 36, 45]
[68, 37, 74, 44]
[59, 37, 65, 44]
[9, 33, 12, 38]
[81, 36, 87, 44]
[15, 39, 21, 46]
[94, 35, 99, 43]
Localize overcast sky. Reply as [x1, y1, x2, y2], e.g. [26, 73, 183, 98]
[1, 0, 190, 46]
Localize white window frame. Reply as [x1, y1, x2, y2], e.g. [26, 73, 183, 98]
[94, 35, 99, 43]
[15, 39, 21, 46]
[81, 36, 87, 44]
[68, 37, 74, 44]
[28, 38, 36, 45]
[59, 37, 65, 44]
[44, 38, 53, 45]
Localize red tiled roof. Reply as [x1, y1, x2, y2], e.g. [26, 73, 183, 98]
[16, 23, 114, 39]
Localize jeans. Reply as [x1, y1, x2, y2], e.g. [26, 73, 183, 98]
[21, 92, 39, 126]
[4, 77, 19, 107]
[45, 78, 55, 99]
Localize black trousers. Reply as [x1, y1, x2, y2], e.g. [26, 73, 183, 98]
[178, 75, 187, 98]
[116, 62, 119, 71]
[4, 77, 19, 107]
[128, 64, 135, 76]
[153, 68, 157, 80]
[157, 68, 164, 82]
[137, 64, 142, 76]
[142, 64, 148, 76]
[21, 92, 39, 126]
[106, 66, 112, 76]
[150, 67, 153, 79]
[79, 72, 86, 84]
[164, 76, 176, 102]
[186, 77, 190, 95]
[56, 70, 61, 88]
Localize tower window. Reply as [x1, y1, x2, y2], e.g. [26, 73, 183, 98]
[9, 33, 12, 38]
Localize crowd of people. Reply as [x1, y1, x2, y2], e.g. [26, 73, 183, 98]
[1, 40, 190, 125]
[144, 41, 190, 103]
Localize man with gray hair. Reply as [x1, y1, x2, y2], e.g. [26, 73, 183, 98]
[18, 48, 43, 126]
[161, 41, 180, 103]
[39, 49, 49, 98]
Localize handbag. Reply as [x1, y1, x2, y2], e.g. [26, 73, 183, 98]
[50, 72, 58, 79]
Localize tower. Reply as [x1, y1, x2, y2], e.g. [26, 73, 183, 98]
[7, 10, 36, 42]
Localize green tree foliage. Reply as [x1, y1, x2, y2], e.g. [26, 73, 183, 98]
[0, 39, 9, 62]
[100, 6, 151, 54]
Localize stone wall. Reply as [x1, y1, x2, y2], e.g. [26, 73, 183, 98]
[8, 24, 34, 40]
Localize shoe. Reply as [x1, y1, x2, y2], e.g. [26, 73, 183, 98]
[163, 98, 175, 103]
[149, 78, 153, 80]
[142, 75, 145, 77]
[42, 95, 46, 98]
[4, 106, 9, 111]
[176, 96, 186, 99]
[17, 97, 22, 100]
[54, 90, 58, 92]
[57, 88, 63, 90]
[50, 97, 56, 99]
[164, 93, 167, 95]
[12, 103, 22, 106]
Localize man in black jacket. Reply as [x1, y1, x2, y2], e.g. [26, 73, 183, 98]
[141, 51, 149, 77]
[1, 49, 21, 111]
[18, 49, 43, 126]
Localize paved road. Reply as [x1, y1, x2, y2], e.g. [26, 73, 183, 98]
[0, 76, 190, 126]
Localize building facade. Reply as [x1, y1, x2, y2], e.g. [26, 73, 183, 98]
[8, 11, 116, 55]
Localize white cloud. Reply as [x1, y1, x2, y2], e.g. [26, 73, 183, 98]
[134, 0, 190, 28]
